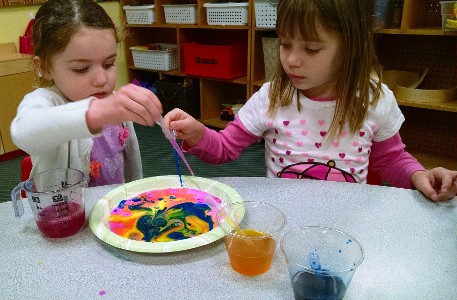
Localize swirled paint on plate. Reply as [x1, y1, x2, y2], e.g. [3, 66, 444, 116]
[107, 188, 221, 242]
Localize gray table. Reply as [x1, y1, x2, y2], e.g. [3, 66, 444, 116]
[1, 177, 456, 300]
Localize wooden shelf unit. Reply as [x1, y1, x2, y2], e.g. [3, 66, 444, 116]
[374, 0, 457, 169]
[120, 0, 456, 170]
[120, 0, 253, 128]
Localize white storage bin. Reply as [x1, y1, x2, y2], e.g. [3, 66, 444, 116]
[255, 0, 278, 28]
[129, 44, 178, 71]
[203, 2, 249, 26]
[123, 5, 155, 25]
[163, 4, 198, 24]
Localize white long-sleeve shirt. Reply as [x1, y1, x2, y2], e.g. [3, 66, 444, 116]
[11, 86, 142, 183]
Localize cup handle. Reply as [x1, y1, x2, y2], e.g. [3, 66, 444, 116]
[11, 181, 25, 217]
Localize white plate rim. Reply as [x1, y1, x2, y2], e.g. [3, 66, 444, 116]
[88, 175, 244, 253]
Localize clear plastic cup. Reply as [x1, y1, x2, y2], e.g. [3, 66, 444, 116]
[281, 226, 364, 300]
[216, 201, 286, 276]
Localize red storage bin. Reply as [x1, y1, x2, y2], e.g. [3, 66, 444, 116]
[182, 42, 247, 79]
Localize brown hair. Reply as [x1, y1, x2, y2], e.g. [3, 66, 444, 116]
[269, 0, 382, 140]
[33, 0, 120, 72]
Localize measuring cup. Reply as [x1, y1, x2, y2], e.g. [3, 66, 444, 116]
[11, 168, 88, 238]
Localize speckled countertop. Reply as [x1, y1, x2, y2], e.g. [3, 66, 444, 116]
[1, 177, 456, 300]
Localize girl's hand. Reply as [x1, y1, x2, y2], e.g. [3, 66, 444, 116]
[411, 168, 457, 201]
[86, 83, 163, 132]
[163, 108, 205, 147]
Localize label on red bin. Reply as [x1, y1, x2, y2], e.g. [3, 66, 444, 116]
[182, 43, 247, 79]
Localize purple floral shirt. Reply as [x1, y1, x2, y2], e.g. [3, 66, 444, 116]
[89, 125, 129, 187]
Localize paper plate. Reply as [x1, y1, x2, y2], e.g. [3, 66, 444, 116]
[89, 175, 244, 253]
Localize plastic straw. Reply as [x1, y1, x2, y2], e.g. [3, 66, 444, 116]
[156, 116, 195, 177]
[173, 148, 183, 187]
[204, 196, 247, 236]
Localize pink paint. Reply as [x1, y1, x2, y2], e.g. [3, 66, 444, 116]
[35, 202, 85, 238]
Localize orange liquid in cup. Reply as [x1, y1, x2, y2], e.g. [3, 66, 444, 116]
[225, 229, 276, 276]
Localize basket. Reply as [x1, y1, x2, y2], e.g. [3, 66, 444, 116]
[129, 44, 178, 71]
[382, 68, 457, 103]
[382, 68, 428, 90]
[262, 37, 278, 81]
[123, 5, 155, 25]
[203, 2, 249, 26]
[255, 0, 278, 28]
[163, 4, 198, 24]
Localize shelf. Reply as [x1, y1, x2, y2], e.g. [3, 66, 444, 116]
[124, 24, 250, 30]
[128, 66, 181, 76]
[128, 66, 248, 84]
[192, 75, 248, 85]
[377, 28, 457, 36]
[202, 117, 228, 129]
[121, 0, 456, 171]
[252, 79, 265, 87]
[397, 100, 457, 112]
[254, 27, 275, 32]
[197, 25, 251, 30]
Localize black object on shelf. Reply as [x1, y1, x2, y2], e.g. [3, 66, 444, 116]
[155, 78, 200, 119]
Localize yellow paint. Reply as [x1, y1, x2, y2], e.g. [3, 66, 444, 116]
[0, 2, 128, 88]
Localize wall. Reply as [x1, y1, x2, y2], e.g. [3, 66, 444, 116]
[0, 2, 128, 88]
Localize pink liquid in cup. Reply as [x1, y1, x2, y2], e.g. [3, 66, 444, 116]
[36, 202, 85, 238]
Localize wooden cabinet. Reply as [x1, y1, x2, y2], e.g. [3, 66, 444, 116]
[120, 0, 456, 170]
[119, 0, 252, 130]
[374, 0, 457, 170]
[0, 43, 35, 155]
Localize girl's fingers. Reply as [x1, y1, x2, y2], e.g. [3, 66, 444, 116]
[165, 109, 190, 130]
[118, 84, 163, 124]
[110, 93, 154, 126]
[417, 168, 457, 201]
[434, 169, 457, 194]
[129, 84, 163, 117]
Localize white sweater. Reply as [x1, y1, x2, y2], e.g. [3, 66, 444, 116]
[10, 86, 142, 183]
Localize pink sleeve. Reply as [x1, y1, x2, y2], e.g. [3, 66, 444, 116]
[182, 117, 261, 164]
[370, 133, 425, 189]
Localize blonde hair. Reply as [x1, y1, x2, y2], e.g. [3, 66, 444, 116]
[269, 0, 383, 140]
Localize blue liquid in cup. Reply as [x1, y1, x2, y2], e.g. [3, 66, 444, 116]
[291, 251, 346, 300]
[291, 271, 346, 300]
[308, 250, 322, 270]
